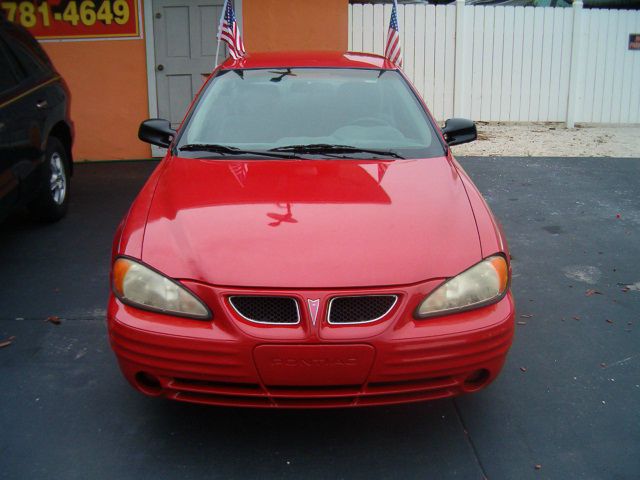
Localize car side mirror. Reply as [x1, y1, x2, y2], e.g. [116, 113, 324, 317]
[138, 119, 176, 148]
[441, 118, 477, 146]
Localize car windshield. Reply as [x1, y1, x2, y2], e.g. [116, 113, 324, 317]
[176, 68, 445, 159]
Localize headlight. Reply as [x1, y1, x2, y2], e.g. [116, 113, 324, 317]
[415, 255, 509, 318]
[112, 257, 210, 319]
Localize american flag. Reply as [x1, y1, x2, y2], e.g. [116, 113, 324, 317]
[384, 0, 402, 67]
[219, 0, 245, 60]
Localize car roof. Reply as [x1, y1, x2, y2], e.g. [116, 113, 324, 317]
[219, 51, 398, 70]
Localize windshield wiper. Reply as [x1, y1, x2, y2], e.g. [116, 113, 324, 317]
[269, 143, 404, 159]
[179, 144, 299, 159]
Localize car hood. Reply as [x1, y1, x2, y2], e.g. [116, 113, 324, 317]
[141, 155, 481, 288]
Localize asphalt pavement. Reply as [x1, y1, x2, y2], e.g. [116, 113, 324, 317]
[1, 157, 638, 480]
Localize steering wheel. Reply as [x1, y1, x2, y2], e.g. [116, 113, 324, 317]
[350, 116, 390, 127]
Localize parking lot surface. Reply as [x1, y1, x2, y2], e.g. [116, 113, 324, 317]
[1, 157, 638, 479]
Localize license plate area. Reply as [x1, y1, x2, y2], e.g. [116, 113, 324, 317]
[253, 344, 375, 386]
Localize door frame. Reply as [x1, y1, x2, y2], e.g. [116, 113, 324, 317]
[143, 0, 242, 157]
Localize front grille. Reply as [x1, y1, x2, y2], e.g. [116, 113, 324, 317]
[229, 296, 300, 324]
[328, 295, 398, 324]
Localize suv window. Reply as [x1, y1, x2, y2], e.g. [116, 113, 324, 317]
[0, 41, 22, 94]
[6, 38, 49, 79]
[1, 22, 52, 80]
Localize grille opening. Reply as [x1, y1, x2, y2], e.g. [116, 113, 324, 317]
[328, 295, 398, 324]
[173, 378, 262, 392]
[359, 388, 453, 406]
[275, 397, 356, 407]
[367, 376, 455, 391]
[229, 296, 300, 324]
[266, 384, 361, 393]
[463, 369, 490, 391]
[135, 371, 163, 395]
[176, 391, 272, 407]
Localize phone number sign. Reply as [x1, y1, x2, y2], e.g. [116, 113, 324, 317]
[1, 0, 141, 40]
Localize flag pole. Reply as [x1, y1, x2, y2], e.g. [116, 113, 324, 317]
[214, 0, 230, 67]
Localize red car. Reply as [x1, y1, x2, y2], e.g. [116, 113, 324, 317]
[108, 52, 514, 408]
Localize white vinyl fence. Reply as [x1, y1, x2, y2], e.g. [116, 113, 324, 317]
[349, 1, 640, 125]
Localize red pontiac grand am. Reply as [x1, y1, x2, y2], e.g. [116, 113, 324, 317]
[108, 52, 515, 408]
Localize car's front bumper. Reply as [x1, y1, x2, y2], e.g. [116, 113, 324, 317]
[107, 282, 515, 408]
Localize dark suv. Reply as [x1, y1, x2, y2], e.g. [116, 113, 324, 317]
[0, 17, 74, 223]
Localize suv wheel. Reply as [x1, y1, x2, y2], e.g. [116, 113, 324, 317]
[29, 137, 70, 222]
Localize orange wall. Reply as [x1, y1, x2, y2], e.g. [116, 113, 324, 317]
[243, 0, 348, 52]
[42, 38, 151, 161]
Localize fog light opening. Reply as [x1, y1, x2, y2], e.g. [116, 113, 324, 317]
[135, 371, 163, 396]
[463, 369, 490, 391]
